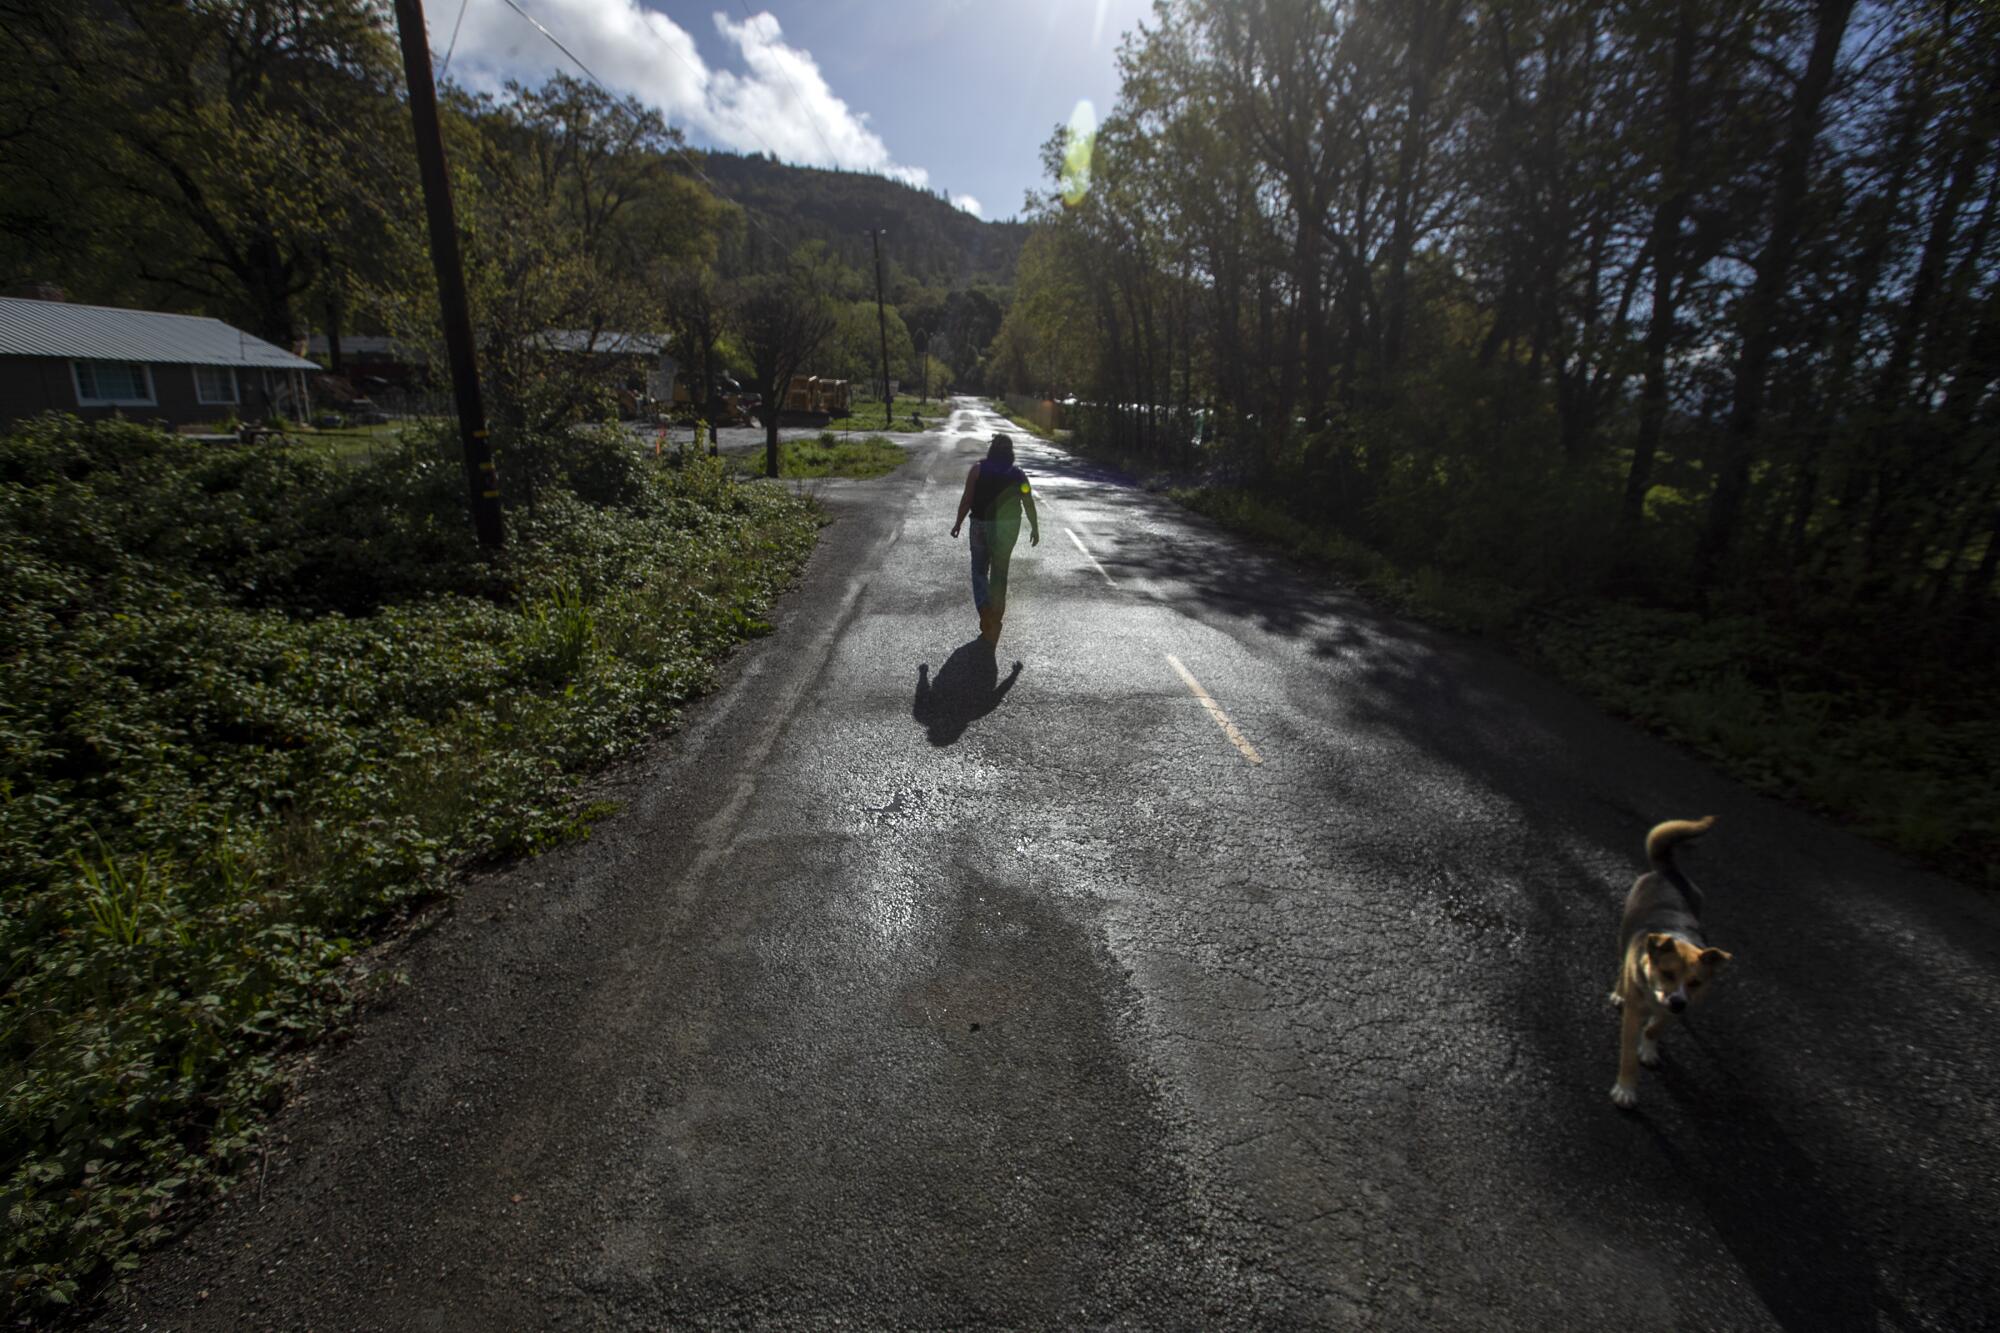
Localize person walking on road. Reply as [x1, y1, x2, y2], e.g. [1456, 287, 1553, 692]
[951, 433, 1039, 644]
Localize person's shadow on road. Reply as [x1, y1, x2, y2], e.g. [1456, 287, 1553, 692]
[913, 640, 1022, 746]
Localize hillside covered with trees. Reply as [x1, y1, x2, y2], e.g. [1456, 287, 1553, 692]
[697, 150, 1026, 290]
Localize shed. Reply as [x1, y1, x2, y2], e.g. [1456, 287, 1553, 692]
[0, 296, 319, 431]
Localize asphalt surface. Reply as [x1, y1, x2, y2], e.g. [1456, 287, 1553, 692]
[99, 399, 2000, 1330]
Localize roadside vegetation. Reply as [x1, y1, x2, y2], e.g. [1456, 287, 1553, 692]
[824, 398, 955, 434]
[0, 415, 818, 1312]
[729, 432, 907, 480]
[294, 420, 439, 468]
[997, 406, 1056, 442]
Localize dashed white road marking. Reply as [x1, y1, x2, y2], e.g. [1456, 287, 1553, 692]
[1165, 654, 1264, 766]
[1066, 527, 1118, 587]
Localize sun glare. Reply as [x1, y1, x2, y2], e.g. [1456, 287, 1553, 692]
[1061, 97, 1097, 207]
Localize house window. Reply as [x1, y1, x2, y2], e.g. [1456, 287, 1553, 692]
[71, 360, 155, 406]
[193, 365, 239, 405]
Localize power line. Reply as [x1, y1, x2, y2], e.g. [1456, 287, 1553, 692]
[438, 0, 472, 80]
[490, 0, 800, 261]
[494, 0, 605, 89]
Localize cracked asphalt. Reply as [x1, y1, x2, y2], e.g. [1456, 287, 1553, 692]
[98, 399, 2000, 1330]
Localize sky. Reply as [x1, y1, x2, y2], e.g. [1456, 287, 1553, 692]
[431, 0, 1158, 221]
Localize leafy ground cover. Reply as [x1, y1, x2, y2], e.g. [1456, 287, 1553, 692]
[0, 416, 819, 1313]
[732, 433, 908, 480]
[1173, 485, 1999, 892]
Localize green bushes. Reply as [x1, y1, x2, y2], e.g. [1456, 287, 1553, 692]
[1524, 604, 2000, 885]
[0, 416, 819, 1311]
[730, 433, 907, 479]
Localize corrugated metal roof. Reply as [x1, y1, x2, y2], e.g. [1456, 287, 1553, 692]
[0, 297, 318, 369]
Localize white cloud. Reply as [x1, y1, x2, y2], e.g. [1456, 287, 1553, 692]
[706, 12, 925, 186]
[441, 1, 930, 187]
[951, 193, 983, 217]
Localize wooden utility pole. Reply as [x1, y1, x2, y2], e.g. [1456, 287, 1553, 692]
[393, 0, 504, 548]
[918, 330, 928, 408]
[868, 227, 892, 430]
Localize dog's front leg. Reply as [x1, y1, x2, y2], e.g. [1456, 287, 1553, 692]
[1611, 1001, 1645, 1108]
[1639, 1015, 1665, 1068]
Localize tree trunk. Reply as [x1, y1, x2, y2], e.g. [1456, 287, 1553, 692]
[1695, 0, 1855, 582]
[322, 286, 345, 375]
[1622, 1, 1697, 529]
[1791, 67, 1938, 561]
[1963, 499, 2000, 614]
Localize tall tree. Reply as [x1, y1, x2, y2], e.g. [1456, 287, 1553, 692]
[1695, 0, 1858, 580]
[0, 0, 405, 341]
[735, 252, 840, 477]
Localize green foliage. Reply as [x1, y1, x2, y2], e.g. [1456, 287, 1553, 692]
[695, 150, 1024, 290]
[823, 400, 952, 433]
[1526, 605, 2000, 889]
[822, 301, 915, 386]
[0, 415, 819, 1313]
[730, 434, 908, 480]
[0, 0, 406, 341]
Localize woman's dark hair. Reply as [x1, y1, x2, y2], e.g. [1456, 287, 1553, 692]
[986, 433, 1014, 463]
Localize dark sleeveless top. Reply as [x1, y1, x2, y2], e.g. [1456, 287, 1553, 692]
[970, 460, 1030, 521]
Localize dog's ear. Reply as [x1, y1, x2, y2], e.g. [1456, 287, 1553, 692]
[1700, 948, 1732, 971]
[1646, 933, 1678, 956]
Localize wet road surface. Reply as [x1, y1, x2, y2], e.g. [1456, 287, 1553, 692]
[100, 400, 2000, 1329]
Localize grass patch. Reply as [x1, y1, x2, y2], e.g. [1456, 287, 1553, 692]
[0, 415, 820, 1313]
[290, 420, 433, 468]
[730, 432, 907, 479]
[824, 398, 953, 433]
[1171, 484, 1999, 891]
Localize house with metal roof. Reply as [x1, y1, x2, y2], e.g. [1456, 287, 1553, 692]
[0, 296, 319, 431]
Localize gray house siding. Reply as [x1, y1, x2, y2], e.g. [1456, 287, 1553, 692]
[0, 355, 287, 430]
[0, 298, 317, 432]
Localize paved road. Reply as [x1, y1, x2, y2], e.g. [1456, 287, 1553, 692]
[101, 399, 2000, 1330]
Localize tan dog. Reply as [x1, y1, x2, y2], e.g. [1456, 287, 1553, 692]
[1610, 817, 1732, 1109]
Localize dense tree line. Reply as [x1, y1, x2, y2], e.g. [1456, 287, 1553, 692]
[999, 0, 1999, 652]
[696, 150, 1026, 290]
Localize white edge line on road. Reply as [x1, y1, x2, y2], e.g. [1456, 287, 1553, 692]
[1066, 527, 1118, 587]
[1165, 654, 1264, 766]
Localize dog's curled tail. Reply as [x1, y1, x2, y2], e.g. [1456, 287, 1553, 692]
[1647, 816, 1716, 870]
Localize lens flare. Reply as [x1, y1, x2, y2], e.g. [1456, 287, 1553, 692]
[1061, 98, 1096, 208]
